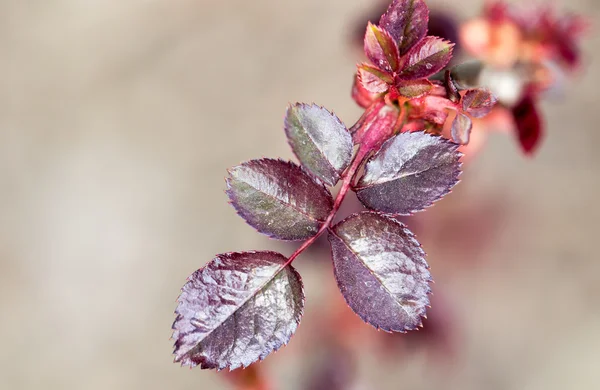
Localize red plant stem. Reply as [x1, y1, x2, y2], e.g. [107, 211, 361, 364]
[283, 99, 407, 267]
[284, 147, 365, 266]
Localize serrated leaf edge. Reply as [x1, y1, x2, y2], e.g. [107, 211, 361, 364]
[329, 211, 431, 332]
[284, 102, 352, 186]
[365, 22, 401, 72]
[399, 37, 455, 80]
[357, 63, 393, 91]
[172, 250, 305, 371]
[379, 0, 430, 55]
[225, 158, 333, 241]
[462, 88, 498, 118]
[354, 132, 463, 216]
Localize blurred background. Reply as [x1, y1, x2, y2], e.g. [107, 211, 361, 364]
[0, 0, 599, 389]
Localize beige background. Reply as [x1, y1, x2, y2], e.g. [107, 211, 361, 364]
[0, 0, 599, 389]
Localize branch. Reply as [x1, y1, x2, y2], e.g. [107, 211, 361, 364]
[284, 146, 364, 265]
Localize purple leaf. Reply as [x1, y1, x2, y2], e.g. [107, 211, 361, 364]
[462, 88, 497, 118]
[329, 212, 431, 332]
[397, 79, 433, 98]
[451, 112, 472, 145]
[512, 95, 543, 155]
[173, 251, 304, 370]
[285, 103, 353, 186]
[355, 132, 462, 215]
[398, 36, 454, 80]
[379, 0, 429, 55]
[357, 64, 391, 94]
[226, 159, 333, 240]
[364, 22, 400, 73]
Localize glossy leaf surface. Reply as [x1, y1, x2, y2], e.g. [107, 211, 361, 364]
[379, 0, 429, 55]
[364, 22, 400, 73]
[173, 251, 304, 370]
[226, 159, 332, 240]
[398, 37, 454, 80]
[451, 112, 472, 144]
[329, 212, 431, 332]
[285, 103, 353, 186]
[462, 88, 497, 118]
[355, 132, 461, 215]
[357, 64, 391, 93]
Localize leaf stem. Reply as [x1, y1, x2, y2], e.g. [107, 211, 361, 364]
[283, 98, 408, 267]
[284, 147, 365, 266]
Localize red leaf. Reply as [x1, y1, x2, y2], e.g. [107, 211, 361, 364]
[379, 0, 429, 55]
[357, 64, 391, 94]
[397, 79, 433, 98]
[349, 100, 399, 152]
[512, 96, 543, 155]
[364, 22, 400, 73]
[408, 95, 454, 125]
[351, 74, 378, 108]
[398, 36, 454, 80]
[423, 109, 449, 126]
[462, 88, 497, 118]
[545, 13, 587, 68]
